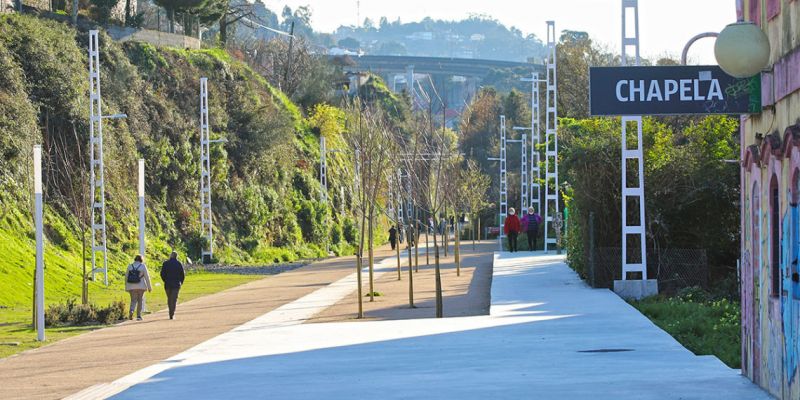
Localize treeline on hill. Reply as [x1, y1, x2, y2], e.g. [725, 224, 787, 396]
[459, 29, 740, 295]
[0, 13, 409, 307]
[334, 15, 546, 62]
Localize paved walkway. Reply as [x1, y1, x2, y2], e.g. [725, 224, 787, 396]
[88, 253, 769, 399]
[0, 248, 396, 400]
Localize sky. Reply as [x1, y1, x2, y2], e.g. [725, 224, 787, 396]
[263, 0, 736, 64]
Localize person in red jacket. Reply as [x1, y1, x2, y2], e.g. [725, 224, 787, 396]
[504, 207, 522, 252]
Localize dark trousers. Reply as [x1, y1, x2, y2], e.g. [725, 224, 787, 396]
[165, 287, 181, 317]
[527, 231, 537, 250]
[507, 232, 518, 252]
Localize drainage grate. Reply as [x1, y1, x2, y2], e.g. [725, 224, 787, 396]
[577, 349, 634, 353]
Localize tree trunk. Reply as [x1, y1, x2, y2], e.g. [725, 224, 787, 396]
[82, 225, 88, 304]
[71, 0, 78, 25]
[433, 217, 443, 318]
[472, 213, 476, 250]
[124, 0, 131, 26]
[443, 208, 448, 257]
[169, 8, 175, 34]
[356, 209, 366, 318]
[407, 224, 414, 308]
[425, 224, 430, 266]
[414, 209, 419, 272]
[455, 217, 461, 276]
[395, 222, 401, 281]
[368, 211, 374, 302]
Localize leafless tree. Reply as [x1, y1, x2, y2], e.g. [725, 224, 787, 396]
[342, 97, 391, 316]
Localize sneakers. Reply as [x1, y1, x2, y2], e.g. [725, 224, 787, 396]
[129, 313, 133, 320]
[169, 315, 174, 320]
[136, 316, 143, 321]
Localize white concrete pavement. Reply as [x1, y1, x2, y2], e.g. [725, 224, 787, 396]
[82, 252, 769, 399]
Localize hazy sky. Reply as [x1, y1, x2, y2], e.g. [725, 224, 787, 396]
[263, 0, 736, 64]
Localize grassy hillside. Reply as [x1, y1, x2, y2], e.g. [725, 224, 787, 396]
[0, 14, 356, 312]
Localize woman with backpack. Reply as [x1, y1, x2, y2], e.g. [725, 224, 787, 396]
[126, 254, 152, 321]
[521, 207, 542, 251]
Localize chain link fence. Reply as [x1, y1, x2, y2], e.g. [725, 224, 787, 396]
[587, 247, 708, 294]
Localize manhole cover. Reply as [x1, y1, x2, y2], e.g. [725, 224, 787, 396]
[577, 349, 634, 353]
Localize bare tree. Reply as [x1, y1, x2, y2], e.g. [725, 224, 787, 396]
[461, 159, 491, 250]
[343, 97, 391, 315]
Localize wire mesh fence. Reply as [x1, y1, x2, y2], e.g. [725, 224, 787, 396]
[588, 247, 708, 294]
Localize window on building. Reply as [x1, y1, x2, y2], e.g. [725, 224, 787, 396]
[771, 175, 780, 297]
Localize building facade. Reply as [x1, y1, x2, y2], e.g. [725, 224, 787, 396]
[740, 1, 800, 399]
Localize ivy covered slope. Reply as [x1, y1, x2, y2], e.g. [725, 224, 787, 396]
[0, 14, 346, 308]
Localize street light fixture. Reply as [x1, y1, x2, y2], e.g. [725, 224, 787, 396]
[714, 1, 770, 78]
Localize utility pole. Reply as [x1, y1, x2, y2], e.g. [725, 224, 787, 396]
[543, 21, 559, 252]
[199, 78, 226, 263]
[88, 31, 126, 285]
[516, 72, 543, 215]
[616, 0, 655, 298]
[488, 115, 508, 251]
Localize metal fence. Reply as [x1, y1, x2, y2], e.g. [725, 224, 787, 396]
[588, 247, 708, 294]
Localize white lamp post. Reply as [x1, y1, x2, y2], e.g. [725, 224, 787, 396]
[138, 159, 145, 257]
[714, 1, 770, 78]
[34, 145, 45, 342]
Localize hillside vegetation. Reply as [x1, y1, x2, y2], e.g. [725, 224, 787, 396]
[0, 14, 353, 308]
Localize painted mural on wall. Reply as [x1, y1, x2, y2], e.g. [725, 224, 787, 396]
[742, 129, 800, 399]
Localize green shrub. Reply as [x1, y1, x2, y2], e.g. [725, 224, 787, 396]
[96, 300, 126, 324]
[343, 217, 358, 245]
[44, 298, 123, 326]
[330, 222, 343, 244]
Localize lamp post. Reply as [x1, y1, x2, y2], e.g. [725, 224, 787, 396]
[34, 145, 45, 342]
[138, 159, 145, 257]
[681, 32, 719, 65]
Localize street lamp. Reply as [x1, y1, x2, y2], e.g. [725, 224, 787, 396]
[714, 1, 770, 78]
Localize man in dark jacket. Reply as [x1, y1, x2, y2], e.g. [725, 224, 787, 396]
[160, 251, 185, 320]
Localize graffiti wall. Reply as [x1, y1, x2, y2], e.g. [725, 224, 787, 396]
[742, 134, 800, 400]
[739, 1, 800, 399]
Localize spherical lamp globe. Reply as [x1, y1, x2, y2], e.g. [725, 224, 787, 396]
[714, 21, 770, 78]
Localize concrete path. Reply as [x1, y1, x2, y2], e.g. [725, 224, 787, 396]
[0, 249, 396, 400]
[95, 252, 770, 399]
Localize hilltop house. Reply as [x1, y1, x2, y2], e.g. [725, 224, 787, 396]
[739, 1, 800, 399]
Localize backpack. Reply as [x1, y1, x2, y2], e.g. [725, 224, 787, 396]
[127, 264, 142, 284]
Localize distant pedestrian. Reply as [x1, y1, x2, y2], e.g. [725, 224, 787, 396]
[521, 207, 542, 251]
[406, 224, 416, 248]
[389, 226, 398, 250]
[160, 251, 185, 320]
[504, 208, 522, 252]
[126, 255, 152, 321]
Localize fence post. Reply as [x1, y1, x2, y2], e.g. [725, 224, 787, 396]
[589, 211, 595, 288]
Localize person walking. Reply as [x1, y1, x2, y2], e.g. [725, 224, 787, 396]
[504, 208, 522, 252]
[521, 207, 542, 251]
[125, 255, 152, 321]
[160, 251, 185, 320]
[389, 226, 398, 250]
[406, 224, 416, 248]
